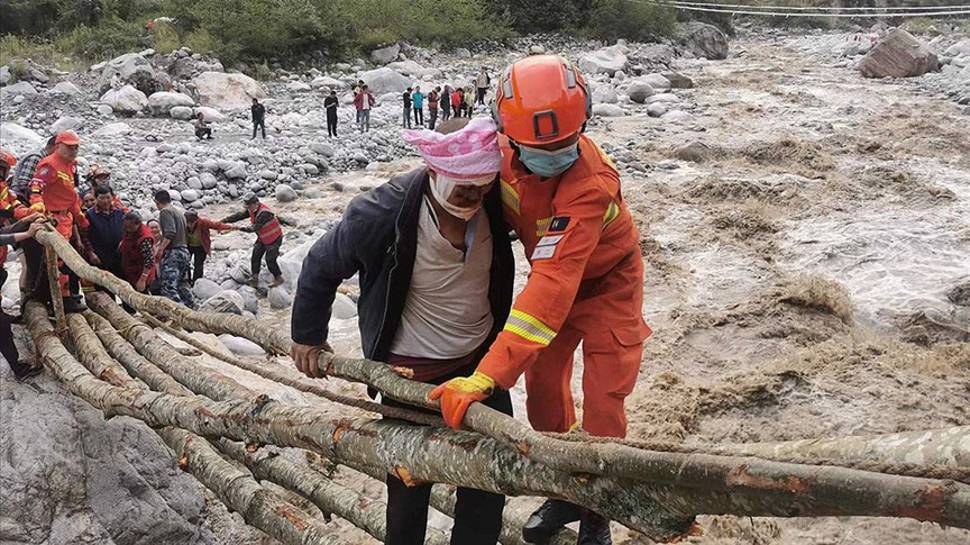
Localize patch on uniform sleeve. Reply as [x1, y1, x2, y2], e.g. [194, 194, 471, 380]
[547, 216, 570, 233]
[536, 234, 563, 247]
[531, 244, 557, 261]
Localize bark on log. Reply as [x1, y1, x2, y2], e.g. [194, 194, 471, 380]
[729, 427, 970, 470]
[29, 303, 341, 545]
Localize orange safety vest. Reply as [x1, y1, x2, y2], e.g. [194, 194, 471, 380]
[32, 154, 89, 230]
[0, 180, 31, 220]
[476, 135, 652, 389]
[250, 203, 282, 245]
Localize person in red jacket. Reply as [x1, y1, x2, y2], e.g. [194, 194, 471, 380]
[184, 210, 239, 282]
[119, 212, 156, 293]
[221, 194, 284, 288]
[354, 84, 376, 133]
[429, 55, 651, 545]
[29, 130, 89, 312]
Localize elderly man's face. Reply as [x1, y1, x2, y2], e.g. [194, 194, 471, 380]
[57, 143, 79, 162]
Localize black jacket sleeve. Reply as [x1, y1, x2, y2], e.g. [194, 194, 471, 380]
[221, 210, 249, 224]
[290, 214, 364, 345]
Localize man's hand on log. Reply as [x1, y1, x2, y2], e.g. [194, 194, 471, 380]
[428, 371, 495, 429]
[291, 342, 333, 379]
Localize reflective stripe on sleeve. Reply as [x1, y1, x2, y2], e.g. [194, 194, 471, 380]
[504, 309, 557, 346]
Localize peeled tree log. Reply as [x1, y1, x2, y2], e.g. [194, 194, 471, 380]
[27, 303, 340, 545]
[35, 222, 970, 533]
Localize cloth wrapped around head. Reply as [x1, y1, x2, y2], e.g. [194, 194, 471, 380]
[401, 117, 502, 182]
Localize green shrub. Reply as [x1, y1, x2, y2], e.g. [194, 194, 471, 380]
[55, 17, 145, 61]
[150, 20, 181, 54]
[586, 0, 677, 42]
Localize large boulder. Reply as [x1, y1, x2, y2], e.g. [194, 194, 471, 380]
[358, 67, 412, 95]
[97, 53, 163, 95]
[677, 22, 729, 61]
[370, 43, 401, 65]
[386, 60, 441, 79]
[169, 106, 195, 120]
[0, 81, 38, 100]
[147, 91, 195, 116]
[50, 116, 83, 134]
[310, 75, 346, 90]
[858, 28, 940, 79]
[627, 82, 655, 104]
[0, 375, 212, 545]
[578, 45, 628, 76]
[50, 81, 83, 95]
[640, 73, 671, 90]
[275, 184, 297, 202]
[194, 106, 226, 122]
[0, 123, 43, 156]
[192, 71, 267, 110]
[100, 85, 148, 115]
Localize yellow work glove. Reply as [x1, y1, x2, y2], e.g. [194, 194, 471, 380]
[428, 371, 496, 429]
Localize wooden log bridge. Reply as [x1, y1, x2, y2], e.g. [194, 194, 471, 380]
[21, 226, 970, 544]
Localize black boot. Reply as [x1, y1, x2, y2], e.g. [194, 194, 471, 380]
[578, 510, 612, 545]
[522, 499, 581, 544]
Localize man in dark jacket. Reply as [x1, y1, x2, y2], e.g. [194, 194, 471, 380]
[251, 98, 267, 139]
[83, 186, 126, 291]
[290, 118, 513, 545]
[185, 210, 239, 282]
[324, 90, 339, 138]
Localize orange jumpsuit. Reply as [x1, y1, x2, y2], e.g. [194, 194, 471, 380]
[0, 181, 33, 220]
[477, 135, 651, 438]
[31, 154, 88, 295]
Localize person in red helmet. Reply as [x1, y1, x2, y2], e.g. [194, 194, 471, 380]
[429, 55, 651, 545]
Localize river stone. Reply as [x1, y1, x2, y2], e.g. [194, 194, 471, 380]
[50, 116, 82, 133]
[169, 106, 195, 120]
[0, 123, 43, 156]
[859, 28, 940, 78]
[370, 43, 401, 65]
[199, 290, 245, 315]
[275, 184, 297, 202]
[627, 82, 655, 104]
[218, 334, 266, 356]
[100, 85, 148, 115]
[50, 81, 83, 95]
[147, 91, 195, 116]
[192, 278, 222, 301]
[578, 45, 628, 76]
[193, 71, 267, 110]
[332, 292, 358, 319]
[676, 22, 729, 60]
[268, 286, 293, 310]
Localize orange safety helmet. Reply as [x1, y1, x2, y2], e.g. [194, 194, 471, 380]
[493, 55, 592, 146]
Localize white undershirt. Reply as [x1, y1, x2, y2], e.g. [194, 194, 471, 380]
[390, 196, 494, 359]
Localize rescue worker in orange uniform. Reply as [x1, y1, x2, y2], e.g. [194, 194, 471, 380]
[1, 150, 34, 220]
[429, 55, 651, 545]
[29, 130, 89, 312]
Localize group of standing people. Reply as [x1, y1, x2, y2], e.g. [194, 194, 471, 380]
[401, 67, 490, 131]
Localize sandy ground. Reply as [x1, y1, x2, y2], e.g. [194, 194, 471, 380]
[17, 31, 967, 545]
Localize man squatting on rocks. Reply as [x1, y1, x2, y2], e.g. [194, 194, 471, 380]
[221, 194, 285, 288]
[291, 117, 514, 545]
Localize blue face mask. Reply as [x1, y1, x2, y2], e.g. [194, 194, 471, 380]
[517, 142, 580, 178]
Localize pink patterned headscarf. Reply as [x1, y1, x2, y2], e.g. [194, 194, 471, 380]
[401, 117, 502, 181]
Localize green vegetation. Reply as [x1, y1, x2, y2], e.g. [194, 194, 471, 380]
[0, 0, 686, 70]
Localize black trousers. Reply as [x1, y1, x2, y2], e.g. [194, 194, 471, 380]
[253, 119, 266, 138]
[382, 360, 511, 545]
[428, 108, 438, 130]
[413, 107, 423, 125]
[22, 239, 80, 302]
[196, 127, 212, 139]
[189, 245, 207, 282]
[94, 257, 124, 294]
[251, 237, 282, 279]
[326, 113, 338, 137]
[476, 87, 487, 105]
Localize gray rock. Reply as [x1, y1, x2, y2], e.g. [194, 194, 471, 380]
[677, 22, 729, 60]
[228, 263, 250, 284]
[859, 28, 940, 78]
[370, 43, 401, 65]
[300, 163, 319, 175]
[147, 91, 195, 116]
[592, 84, 619, 104]
[192, 278, 222, 301]
[218, 334, 266, 356]
[592, 103, 625, 117]
[0, 81, 38, 99]
[0, 65, 10, 85]
[187, 176, 203, 190]
[194, 106, 226, 122]
[0, 123, 43, 156]
[100, 85, 148, 115]
[50, 81, 83, 95]
[944, 39, 970, 58]
[275, 184, 297, 202]
[386, 60, 441, 79]
[359, 67, 412, 94]
[97, 53, 163, 95]
[238, 286, 259, 314]
[224, 163, 247, 179]
[169, 106, 195, 120]
[579, 45, 628, 76]
[258, 169, 278, 181]
[92, 122, 133, 137]
[95, 104, 113, 116]
[268, 286, 293, 309]
[310, 76, 346, 90]
[529, 45, 546, 55]
[332, 292, 358, 319]
[662, 109, 692, 122]
[199, 289, 246, 315]
[193, 71, 267, 110]
[50, 116, 82, 134]
[662, 72, 694, 89]
[0, 375, 211, 545]
[200, 172, 218, 189]
[627, 82, 655, 104]
[287, 80, 312, 92]
[180, 189, 201, 202]
[647, 102, 668, 117]
[640, 73, 671, 90]
[647, 92, 679, 104]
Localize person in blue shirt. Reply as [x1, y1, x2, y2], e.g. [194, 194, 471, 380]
[412, 85, 425, 126]
[83, 186, 126, 293]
